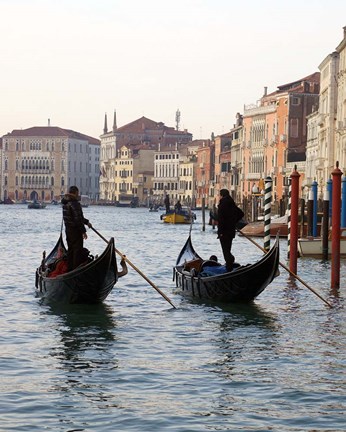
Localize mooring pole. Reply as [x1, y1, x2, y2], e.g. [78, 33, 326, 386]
[263, 176, 272, 252]
[289, 166, 300, 274]
[331, 162, 342, 289]
[322, 188, 330, 260]
[287, 178, 291, 258]
[312, 180, 318, 237]
[307, 188, 314, 237]
[341, 176, 346, 228]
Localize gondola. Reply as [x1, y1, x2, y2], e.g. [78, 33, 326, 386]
[35, 234, 118, 304]
[173, 235, 280, 303]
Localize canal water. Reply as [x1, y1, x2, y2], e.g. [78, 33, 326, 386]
[0, 205, 345, 431]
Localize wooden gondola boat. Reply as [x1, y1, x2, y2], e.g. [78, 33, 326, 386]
[35, 234, 118, 304]
[173, 235, 280, 303]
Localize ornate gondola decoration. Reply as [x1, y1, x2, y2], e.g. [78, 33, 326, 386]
[173, 235, 280, 303]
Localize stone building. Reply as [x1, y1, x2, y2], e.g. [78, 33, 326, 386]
[1, 126, 100, 202]
[100, 113, 192, 202]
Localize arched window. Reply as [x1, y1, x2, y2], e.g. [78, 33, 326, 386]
[51, 177, 54, 186]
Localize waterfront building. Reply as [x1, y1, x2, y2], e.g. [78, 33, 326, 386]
[304, 27, 346, 198]
[178, 141, 202, 207]
[214, 113, 244, 204]
[242, 74, 320, 201]
[305, 53, 338, 195]
[1, 126, 100, 202]
[335, 27, 346, 173]
[100, 113, 192, 202]
[195, 140, 214, 208]
[153, 143, 181, 206]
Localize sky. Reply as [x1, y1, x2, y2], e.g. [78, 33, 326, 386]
[1, 0, 345, 140]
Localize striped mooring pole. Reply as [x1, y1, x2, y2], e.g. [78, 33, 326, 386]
[287, 178, 292, 258]
[263, 176, 272, 252]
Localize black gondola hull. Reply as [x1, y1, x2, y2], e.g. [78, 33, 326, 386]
[35, 236, 118, 304]
[174, 236, 280, 303]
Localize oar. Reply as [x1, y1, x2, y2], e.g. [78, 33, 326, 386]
[90, 226, 176, 309]
[238, 230, 333, 308]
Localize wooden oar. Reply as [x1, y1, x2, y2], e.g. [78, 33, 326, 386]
[90, 226, 176, 309]
[238, 230, 333, 308]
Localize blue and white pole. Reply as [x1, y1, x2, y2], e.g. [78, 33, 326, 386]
[264, 176, 272, 252]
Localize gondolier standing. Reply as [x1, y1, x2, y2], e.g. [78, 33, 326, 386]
[217, 189, 244, 272]
[61, 185, 92, 271]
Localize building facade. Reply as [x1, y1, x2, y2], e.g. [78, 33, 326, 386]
[1, 126, 100, 202]
[100, 114, 192, 202]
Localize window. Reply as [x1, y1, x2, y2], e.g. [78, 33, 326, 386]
[290, 119, 299, 138]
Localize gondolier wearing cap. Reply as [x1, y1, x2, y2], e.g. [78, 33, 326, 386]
[217, 189, 244, 272]
[61, 185, 92, 271]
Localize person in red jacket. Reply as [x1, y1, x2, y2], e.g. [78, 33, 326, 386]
[61, 186, 92, 271]
[217, 189, 244, 272]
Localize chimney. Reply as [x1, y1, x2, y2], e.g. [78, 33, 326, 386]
[48, 118, 50, 127]
[264, 86, 268, 96]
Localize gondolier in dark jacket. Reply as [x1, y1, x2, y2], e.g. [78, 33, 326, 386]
[61, 185, 92, 271]
[217, 189, 244, 272]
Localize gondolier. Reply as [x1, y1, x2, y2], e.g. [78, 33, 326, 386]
[61, 185, 92, 271]
[217, 189, 244, 272]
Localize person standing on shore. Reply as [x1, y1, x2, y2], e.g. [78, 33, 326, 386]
[61, 185, 92, 271]
[217, 188, 244, 272]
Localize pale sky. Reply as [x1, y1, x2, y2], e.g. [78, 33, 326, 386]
[1, 0, 345, 140]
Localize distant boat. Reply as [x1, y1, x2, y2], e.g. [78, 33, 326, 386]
[161, 208, 196, 224]
[28, 201, 46, 209]
[80, 195, 91, 208]
[298, 228, 346, 258]
[3, 198, 14, 205]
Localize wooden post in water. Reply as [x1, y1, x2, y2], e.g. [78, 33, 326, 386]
[341, 176, 346, 227]
[331, 162, 342, 289]
[312, 180, 318, 237]
[307, 188, 313, 237]
[287, 179, 291, 258]
[322, 187, 330, 260]
[300, 198, 305, 238]
[202, 196, 206, 232]
[289, 166, 300, 274]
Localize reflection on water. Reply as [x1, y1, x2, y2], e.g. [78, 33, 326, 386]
[43, 303, 119, 423]
[1, 206, 346, 432]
